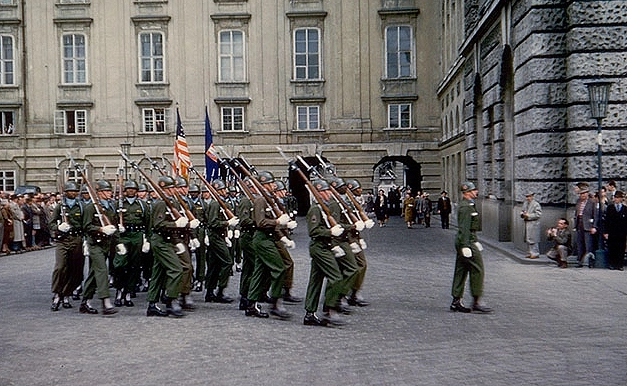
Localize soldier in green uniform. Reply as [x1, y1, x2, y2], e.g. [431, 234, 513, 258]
[343, 178, 371, 307]
[303, 179, 348, 327]
[49, 181, 84, 311]
[236, 177, 257, 310]
[112, 180, 150, 307]
[80, 180, 118, 315]
[136, 182, 154, 292]
[245, 171, 291, 320]
[450, 181, 493, 314]
[173, 176, 200, 310]
[145, 175, 187, 317]
[204, 178, 239, 303]
[188, 184, 208, 293]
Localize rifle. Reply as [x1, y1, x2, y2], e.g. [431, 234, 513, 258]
[55, 158, 69, 224]
[68, 154, 113, 228]
[143, 153, 198, 223]
[187, 166, 236, 220]
[119, 151, 183, 221]
[116, 160, 125, 228]
[277, 147, 338, 228]
[315, 154, 372, 225]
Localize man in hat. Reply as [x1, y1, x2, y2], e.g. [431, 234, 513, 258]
[521, 192, 542, 259]
[450, 181, 492, 314]
[437, 190, 452, 229]
[602, 190, 627, 270]
[574, 182, 599, 268]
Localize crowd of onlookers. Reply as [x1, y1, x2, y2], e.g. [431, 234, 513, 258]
[0, 191, 58, 254]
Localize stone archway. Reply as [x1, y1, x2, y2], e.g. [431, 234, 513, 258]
[372, 155, 422, 216]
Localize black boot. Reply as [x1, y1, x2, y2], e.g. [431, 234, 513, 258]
[165, 298, 184, 318]
[450, 297, 471, 313]
[79, 299, 98, 314]
[146, 302, 168, 317]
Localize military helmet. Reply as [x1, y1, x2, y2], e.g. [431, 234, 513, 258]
[81, 184, 89, 194]
[257, 171, 275, 184]
[175, 176, 188, 188]
[274, 180, 286, 191]
[124, 180, 139, 190]
[212, 178, 227, 190]
[329, 176, 346, 188]
[138, 183, 148, 192]
[228, 186, 237, 193]
[460, 181, 477, 193]
[312, 178, 330, 192]
[64, 181, 80, 192]
[188, 184, 200, 193]
[96, 179, 113, 191]
[157, 175, 176, 189]
[345, 178, 361, 191]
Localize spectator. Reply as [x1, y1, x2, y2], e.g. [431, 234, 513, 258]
[8, 194, 25, 252]
[521, 192, 542, 259]
[602, 190, 627, 270]
[403, 190, 415, 228]
[546, 218, 571, 268]
[374, 189, 388, 227]
[437, 190, 452, 229]
[574, 182, 599, 268]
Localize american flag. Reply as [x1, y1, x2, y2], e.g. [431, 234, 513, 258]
[174, 108, 191, 178]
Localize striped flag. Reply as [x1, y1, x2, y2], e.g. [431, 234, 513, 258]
[174, 108, 191, 178]
[205, 107, 219, 180]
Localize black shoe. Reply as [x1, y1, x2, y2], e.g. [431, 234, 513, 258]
[336, 303, 352, 315]
[450, 299, 471, 313]
[79, 302, 98, 315]
[193, 281, 203, 292]
[270, 307, 292, 320]
[283, 294, 303, 303]
[166, 300, 184, 318]
[62, 300, 73, 309]
[204, 292, 215, 303]
[213, 294, 234, 304]
[72, 294, 81, 301]
[146, 303, 168, 317]
[347, 297, 370, 307]
[320, 312, 346, 326]
[124, 299, 134, 307]
[51, 297, 61, 312]
[114, 298, 123, 307]
[245, 305, 269, 318]
[102, 300, 118, 315]
[239, 297, 249, 310]
[472, 303, 493, 313]
[303, 312, 325, 326]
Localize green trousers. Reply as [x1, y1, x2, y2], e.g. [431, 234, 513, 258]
[304, 240, 343, 313]
[146, 233, 183, 302]
[249, 231, 286, 301]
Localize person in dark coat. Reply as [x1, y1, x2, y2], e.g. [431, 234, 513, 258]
[374, 189, 388, 227]
[602, 190, 627, 270]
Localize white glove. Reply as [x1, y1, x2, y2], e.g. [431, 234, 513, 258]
[225, 237, 232, 248]
[331, 245, 346, 258]
[227, 229, 234, 239]
[359, 238, 368, 250]
[58, 222, 71, 233]
[101, 224, 117, 236]
[280, 236, 296, 249]
[331, 224, 344, 237]
[364, 219, 375, 229]
[118, 224, 126, 234]
[141, 235, 150, 253]
[189, 218, 200, 229]
[350, 242, 362, 253]
[277, 213, 291, 225]
[474, 242, 484, 251]
[354, 220, 365, 232]
[175, 242, 186, 255]
[234, 229, 240, 238]
[204, 234, 210, 246]
[287, 220, 298, 230]
[227, 216, 240, 227]
[116, 243, 127, 255]
[175, 217, 189, 228]
[82, 240, 90, 257]
[189, 238, 201, 251]
[462, 247, 472, 258]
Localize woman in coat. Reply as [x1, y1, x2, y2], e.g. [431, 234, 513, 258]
[374, 189, 388, 227]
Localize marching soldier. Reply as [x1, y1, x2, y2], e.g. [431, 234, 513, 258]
[188, 184, 209, 293]
[344, 178, 370, 307]
[173, 176, 199, 310]
[236, 177, 257, 310]
[273, 180, 302, 303]
[49, 181, 84, 311]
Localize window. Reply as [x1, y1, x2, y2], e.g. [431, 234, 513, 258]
[54, 110, 88, 134]
[219, 30, 245, 82]
[294, 28, 320, 80]
[221, 106, 244, 131]
[62, 34, 87, 84]
[66, 169, 82, 185]
[385, 26, 413, 78]
[388, 103, 411, 129]
[0, 110, 14, 135]
[139, 32, 164, 83]
[0, 35, 14, 85]
[0, 170, 15, 192]
[59, 0, 89, 4]
[296, 105, 320, 130]
[142, 107, 169, 133]
[0, 0, 15, 5]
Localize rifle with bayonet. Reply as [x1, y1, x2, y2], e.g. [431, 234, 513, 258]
[68, 154, 113, 228]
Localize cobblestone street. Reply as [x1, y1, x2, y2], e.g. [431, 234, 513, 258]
[1, 215, 626, 386]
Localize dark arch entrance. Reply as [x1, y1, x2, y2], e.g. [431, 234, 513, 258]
[372, 155, 422, 194]
[287, 155, 332, 217]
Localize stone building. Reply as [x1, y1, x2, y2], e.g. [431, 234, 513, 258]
[0, 0, 442, 206]
[438, 0, 627, 249]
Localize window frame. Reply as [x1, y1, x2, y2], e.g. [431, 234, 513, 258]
[0, 34, 15, 85]
[138, 31, 165, 84]
[141, 107, 170, 133]
[0, 110, 15, 135]
[54, 109, 88, 135]
[61, 33, 88, 85]
[385, 25, 414, 79]
[296, 105, 321, 131]
[218, 29, 246, 83]
[0, 169, 15, 192]
[293, 27, 321, 81]
[387, 103, 412, 129]
[220, 106, 245, 132]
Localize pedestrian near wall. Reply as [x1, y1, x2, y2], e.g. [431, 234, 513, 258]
[602, 190, 627, 270]
[521, 192, 542, 259]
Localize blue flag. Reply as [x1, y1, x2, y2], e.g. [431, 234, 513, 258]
[204, 108, 219, 180]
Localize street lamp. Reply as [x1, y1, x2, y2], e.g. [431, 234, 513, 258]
[586, 81, 612, 194]
[120, 142, 131, 179]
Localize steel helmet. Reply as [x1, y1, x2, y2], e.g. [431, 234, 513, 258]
[274, 180, 286, 191]
[158, 175, 176, 189]
[211, 178, 227, 190]
[64, 181, 80, 192]
[188, 184, 200, 193]
[138, 183, 148, 192]
[124, 180, 139, 190]
[312, 179, 330, 192]
[175, 176, 188, 188]
[96, 180, 113, 191]
[345, 179, 361, 191]
[257, 171, 275, 184]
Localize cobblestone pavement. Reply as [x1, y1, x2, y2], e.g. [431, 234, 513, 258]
[1, 215, 626, 386]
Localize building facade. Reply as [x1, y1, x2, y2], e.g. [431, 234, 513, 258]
[0, 0, 442, 199]
[439, 0, 627, 248]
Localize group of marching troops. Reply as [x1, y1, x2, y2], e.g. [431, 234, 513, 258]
[49, 153, 373, 326]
